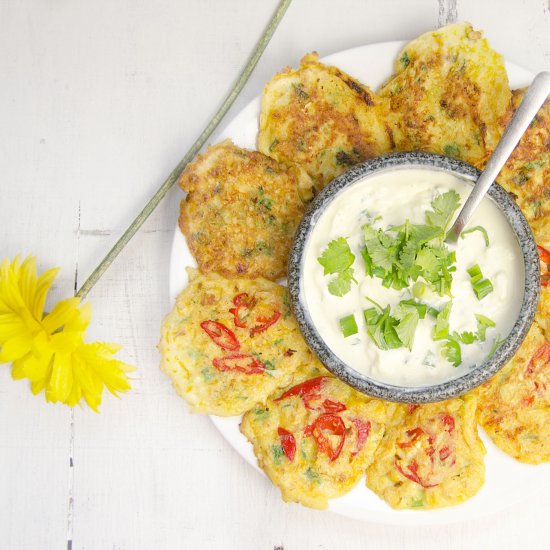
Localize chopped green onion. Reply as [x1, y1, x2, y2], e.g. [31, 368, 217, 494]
[467, 264, 494, 300]
[427, 306, 439, 318]
[339, 314, 358, 337]
[467, 264, 482, 281]
[472, 278, 494, 299]
[461, 226, 490, 247]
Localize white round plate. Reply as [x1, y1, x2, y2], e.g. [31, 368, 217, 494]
[169, 41, 548, 525]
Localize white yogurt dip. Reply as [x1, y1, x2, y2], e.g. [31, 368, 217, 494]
[303, 168, 524, 387]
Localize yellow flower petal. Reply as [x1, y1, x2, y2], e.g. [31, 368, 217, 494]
[41, 297, 82, 334]
[32, 266, 59, 320]
[64, 301, 92, 333]
[46, 352, 73, 403]
[0, 333, 34, 363]
[11, 355, 29, 380]
[23, 350, 53, 382]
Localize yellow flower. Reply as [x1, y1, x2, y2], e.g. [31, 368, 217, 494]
[0, 256, 133, 411]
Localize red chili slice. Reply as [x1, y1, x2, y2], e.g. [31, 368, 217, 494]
[200, 320, 240, 351]
[440, 414, 455, 433]
[212, 354, 265, 374]
[407, 404, 420, 414]
[302, 394, 347, 413]
[250, 309, 281, 336]
[439, 446, 452, 461]
[311, 413, 346, 462]
[538, 245, 550, 265]
[538, 246, 550, 287]
[351, 418, 371, 457]
[525, 342, 550, 375]
[229, 293, 256, 328]
[274, 376, 326, 402]
[395, 459, 439, 489]
[277, 427, 296, 462]
[397, 427, 425, 449]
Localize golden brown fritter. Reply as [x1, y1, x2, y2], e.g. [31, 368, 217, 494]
[258, 53, 393, 191]
[241, 375, 392, 509]
[477, 322, 550, 464]
[178, 140, 312, 280]
[379, 22, 511, 166]
[159, 269, 324, 416]
[481, 89, 550, 222]
[366, 395, 485, 510]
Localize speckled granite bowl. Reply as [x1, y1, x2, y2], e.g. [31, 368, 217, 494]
[288, 152, 540, 403]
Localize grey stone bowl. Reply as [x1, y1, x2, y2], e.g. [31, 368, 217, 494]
[288, 152, 540, 403]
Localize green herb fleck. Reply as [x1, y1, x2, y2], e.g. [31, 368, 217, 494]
[254, 408, 270, 420]
[201, 367, 215, 381]
[292, 82, 309, 100]
[305, 467, 321, 483]
[443, 143, 460, 158]
[410, 497, 424, 508]
[258, 186, 273, 210]
[400, 51, 410, 67]
[256, 240, 273, 256]
[268, 138, 279, 152]
[272, 444, 284, 465]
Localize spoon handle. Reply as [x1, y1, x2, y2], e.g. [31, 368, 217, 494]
[446, 71, 550, 242]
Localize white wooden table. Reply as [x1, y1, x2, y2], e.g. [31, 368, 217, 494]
[1, 1, 549, 548]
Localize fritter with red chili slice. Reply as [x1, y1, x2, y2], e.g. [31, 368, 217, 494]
[379, 22, 511, 166]
[159, 269, 324, 416]
[365, 395, 485, 510]
[178, 140, 312, 280]
[534, 228, 550, 338]
[258, 53, 393, 192]
[240, 376, 393, 509]
[477, 323, 550, 464]
[479, 89, 549, 223]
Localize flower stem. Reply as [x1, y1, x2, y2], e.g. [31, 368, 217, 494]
[75, 0, 292, 300]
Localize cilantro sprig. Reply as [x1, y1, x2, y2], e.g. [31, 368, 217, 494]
[361, 191, 460, 296]
[317, 237, 357, 297]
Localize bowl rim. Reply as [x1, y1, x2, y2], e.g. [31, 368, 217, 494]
[288, 152, 540, 403]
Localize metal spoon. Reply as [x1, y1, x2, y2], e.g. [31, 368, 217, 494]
[446, 71, 550, 243]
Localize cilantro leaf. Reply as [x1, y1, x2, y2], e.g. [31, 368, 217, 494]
[394, 303, 420, 350]
[475, 314, 496, 342]
[363, 303, 401, 350]
[426, 190, 461, 231]
[433, 301, 452, 340]
[318, 237, 355, 274]
[442, 336, 462, 367]
[327, 268, 355, 297]
[454, 331, 476, 345]
[318, 238, 357, 297]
